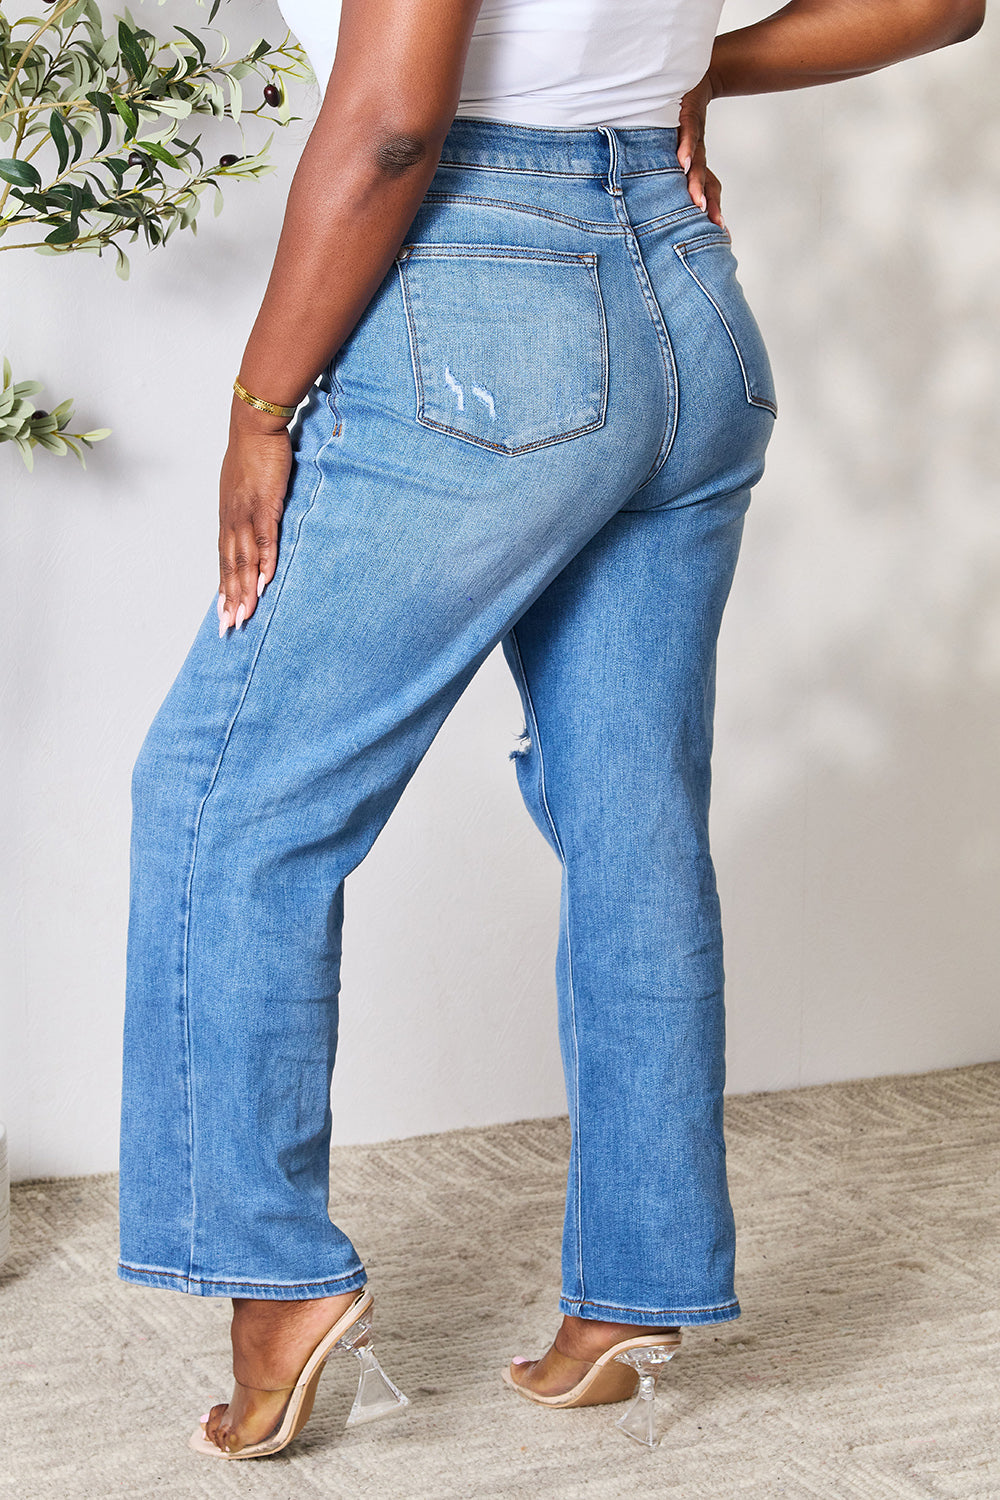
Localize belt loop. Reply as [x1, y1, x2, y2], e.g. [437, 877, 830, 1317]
[597, 125, 621, 196]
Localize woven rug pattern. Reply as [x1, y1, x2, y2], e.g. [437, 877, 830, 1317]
[1, 1062, 998, 1499]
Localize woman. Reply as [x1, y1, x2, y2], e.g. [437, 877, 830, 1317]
[117, 0, 984, 1459]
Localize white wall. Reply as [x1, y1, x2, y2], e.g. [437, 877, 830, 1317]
[2, 0, 998, 1180]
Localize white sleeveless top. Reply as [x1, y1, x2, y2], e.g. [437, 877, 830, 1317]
[274, 0, 726, 129]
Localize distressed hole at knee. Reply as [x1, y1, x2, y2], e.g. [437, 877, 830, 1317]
[509, 727, 532, 760]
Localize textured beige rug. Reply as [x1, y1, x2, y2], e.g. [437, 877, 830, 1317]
[1, 1063, 998, 1500]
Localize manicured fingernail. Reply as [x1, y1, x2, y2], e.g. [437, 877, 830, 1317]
[257, 573, 266, 598]
[680, 154, 691, 174]
[720, 215, 727, 231]
[511, 1355, 531, 1365]
[216, 592, 225, 621]
[200, 1412, 210, 1423]
[235, 603, 246, 629]
[700, 193, 707, 212]
[218, 612, 228, 638]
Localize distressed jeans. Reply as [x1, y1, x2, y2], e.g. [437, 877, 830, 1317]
[118, 118, 776, 1324]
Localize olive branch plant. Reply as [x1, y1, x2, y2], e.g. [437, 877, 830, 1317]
[0, 0, 314, 469]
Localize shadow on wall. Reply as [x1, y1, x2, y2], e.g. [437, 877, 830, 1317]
[706, 24, 1000, 1088]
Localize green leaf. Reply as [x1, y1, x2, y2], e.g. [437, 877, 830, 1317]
[149, 98, 193, 121]
[0, 158, 42, 189]
[141, 140, 181, 169]
[44, 222, 80, 245]
[118, 21, 150, 85]
[173, 26, 206, 63]
[79, 427, 111, 442]
[97, 34, 118, 70]
[85, 91, 116, 154]
[227, 71, 242, 126]
[111, 95, 139, 138]
[66, 115, 87, 166]
[114, 244, 130, 280]
[50, 110, 71, 175]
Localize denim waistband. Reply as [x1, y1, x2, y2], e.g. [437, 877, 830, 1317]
[439, 116, 683, 180]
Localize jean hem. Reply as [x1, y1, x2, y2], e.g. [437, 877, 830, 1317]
[116, 1260, 369, 1300]
[559, 1294, 740, 1327]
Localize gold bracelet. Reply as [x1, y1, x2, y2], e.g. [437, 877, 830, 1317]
[233, 377, 297, 419]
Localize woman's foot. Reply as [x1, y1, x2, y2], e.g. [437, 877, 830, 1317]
[203, 1290, 362, 1454]
[508, 1314, 682, 1399]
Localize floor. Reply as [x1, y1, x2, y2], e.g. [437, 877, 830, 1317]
[1, 1062, 998, 1499]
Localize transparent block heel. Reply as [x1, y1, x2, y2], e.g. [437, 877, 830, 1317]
[612, 1345, 677, 1449]
[336, 1309, 410, 1426]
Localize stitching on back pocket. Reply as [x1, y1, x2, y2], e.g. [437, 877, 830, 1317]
[673, 236, 777, 416]
[395, 244, 609, 454]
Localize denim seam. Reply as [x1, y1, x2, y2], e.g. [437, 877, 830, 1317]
[442, 114, 678, 145]
[396, 251, 609, 456]
[621, 166, 685, 179]
[438, 160, 606, 180]
[562, 1295, 740, 1316]
[674, 244, 779, 415]
[323, 350, 345, 434]
[176, 417, 342, 1288]
[632, 205, 707, 236]
[610, 196, 679, 490]
[434, 165, 685, 184]
[117, 1259, 366, 1291]
[398, 244, 599, 264]
[422, 196, 700, 238]
[674, 230, 733, 253]
[423, 192, 623, 234]
[507, 626, 585, 1302]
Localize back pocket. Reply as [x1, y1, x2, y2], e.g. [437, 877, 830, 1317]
[674, 234, 777, 415]
[396, 244, 608, 454]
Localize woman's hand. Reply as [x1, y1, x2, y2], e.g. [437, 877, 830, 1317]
[211, 0, 486, 638]
[677, 71, 725, 230]
[217, 398, 293, 635]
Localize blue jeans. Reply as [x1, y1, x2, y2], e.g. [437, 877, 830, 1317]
[118, 118, 776, 1325]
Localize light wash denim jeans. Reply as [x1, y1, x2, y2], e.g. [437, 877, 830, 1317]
[118, 118, 776, 1326]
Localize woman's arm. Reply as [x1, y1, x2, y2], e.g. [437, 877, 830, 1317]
[679, 0, 986, 224]
[708, 0, 984, 96]
[218, 0, 483, 633]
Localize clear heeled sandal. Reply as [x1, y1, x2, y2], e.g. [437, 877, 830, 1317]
[336, 1304, 410, 1426]
[610, 1344, 679, 1448]
[502, 1330, 681, 1450]
[189, 1287, 408, 1459]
